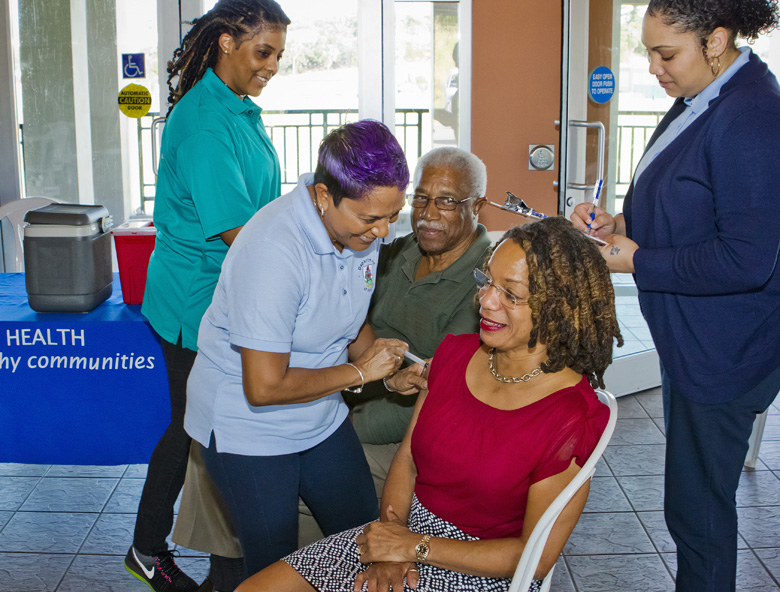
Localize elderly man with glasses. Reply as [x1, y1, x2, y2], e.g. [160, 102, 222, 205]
[347, 147, 491, 445]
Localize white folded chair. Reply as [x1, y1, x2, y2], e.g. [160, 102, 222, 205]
[0, 197, 56, 272]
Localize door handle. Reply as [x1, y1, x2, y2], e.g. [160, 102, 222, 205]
[151, 116, 166, 177]
[567, 120, 605, 192]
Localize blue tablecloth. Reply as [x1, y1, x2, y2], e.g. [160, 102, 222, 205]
[0, 273, 170, 465]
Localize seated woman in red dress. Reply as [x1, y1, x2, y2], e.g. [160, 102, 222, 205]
[236, 216, 623, 592]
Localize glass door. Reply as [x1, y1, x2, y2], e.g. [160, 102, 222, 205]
[561, 0, 619, 221]
[560, 0, 663, 395]
[393, 1, 466, 155]
[561, 0, 680, 220]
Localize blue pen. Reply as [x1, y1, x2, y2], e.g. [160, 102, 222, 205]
[593, 178, 604, 205]
[587, 179, 603, 230]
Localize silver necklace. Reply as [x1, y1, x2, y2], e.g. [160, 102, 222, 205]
[488, 348, 542, 383]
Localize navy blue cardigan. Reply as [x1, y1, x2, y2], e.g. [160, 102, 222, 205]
[624, 51, 780, 403]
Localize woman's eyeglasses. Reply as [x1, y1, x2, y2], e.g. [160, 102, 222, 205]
[473, 268, 528, 309]
[407, 194, 475, 212]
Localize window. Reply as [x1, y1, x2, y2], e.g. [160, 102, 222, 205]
[2, 0, 471, 220]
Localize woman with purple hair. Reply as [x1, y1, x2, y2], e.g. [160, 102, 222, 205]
[183, 119, 427, 580]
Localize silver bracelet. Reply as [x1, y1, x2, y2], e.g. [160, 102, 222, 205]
[344, 363, 364, 393]
[382, 376, 397, 392]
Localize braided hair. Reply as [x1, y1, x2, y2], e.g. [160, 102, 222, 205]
[647, 0, 779, 47]
[166, 0, 290, 115]
[488, 217, 623, 389]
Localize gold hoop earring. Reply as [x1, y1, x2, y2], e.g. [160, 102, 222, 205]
[710, 56, 721, 77]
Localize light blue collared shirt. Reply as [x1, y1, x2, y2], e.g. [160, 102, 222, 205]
[184, 174, 389, 456]
[634, 47, 751, 183]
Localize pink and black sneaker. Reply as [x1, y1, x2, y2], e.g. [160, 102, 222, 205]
[125, 546, 199, 592]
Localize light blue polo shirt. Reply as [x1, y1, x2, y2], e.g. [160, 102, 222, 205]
[142, 68, 281, 350]
[184, 174, 385, 456]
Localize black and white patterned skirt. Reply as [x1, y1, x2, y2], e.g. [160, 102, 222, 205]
[283, 494, 542, 592]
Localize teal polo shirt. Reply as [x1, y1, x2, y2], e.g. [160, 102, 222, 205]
[142, 68, 281, 350]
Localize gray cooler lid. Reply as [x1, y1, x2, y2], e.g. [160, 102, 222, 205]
[24, 204, 113, 231]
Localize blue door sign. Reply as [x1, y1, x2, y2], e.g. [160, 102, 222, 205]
[122, 54, 146, 79]
[589, 66, 615, 104]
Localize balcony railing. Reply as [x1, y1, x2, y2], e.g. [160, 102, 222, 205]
[137, 108, 427, 212]
[137, 108, 666, 211]
[614, 110, 666, 196]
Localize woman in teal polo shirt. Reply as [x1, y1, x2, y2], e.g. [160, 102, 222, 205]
[125, 2, 290, 592]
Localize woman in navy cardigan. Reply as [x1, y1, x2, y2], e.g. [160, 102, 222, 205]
[572, 1, 780, 590]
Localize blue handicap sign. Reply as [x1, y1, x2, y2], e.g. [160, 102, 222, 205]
[122, 53, 146, 79]
[589, 66, 615, 104]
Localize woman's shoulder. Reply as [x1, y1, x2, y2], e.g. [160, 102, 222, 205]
[233, 193, 299, 250]
[744, 72, 780, 117]
[166, 86, 238, 142]
[426, 334, 480, 383]
[550, 377, 609, 432]
[437, 333, 480, 356]
[717, 61, 780, 120]
[705, 83, 780, 157]
[228, 185, 329, 270]
[526, 378, 609, 483]
[553, 375, 600, 401]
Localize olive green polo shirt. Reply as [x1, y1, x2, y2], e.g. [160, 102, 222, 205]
[349, 224, 492, 444]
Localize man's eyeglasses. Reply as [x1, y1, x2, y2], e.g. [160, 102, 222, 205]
[473, 268, 528, 309]
[407, 194, 475, 211]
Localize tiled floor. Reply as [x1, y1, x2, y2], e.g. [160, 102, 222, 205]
[612, 273, 656, 356]
[2, 388, 779, 591]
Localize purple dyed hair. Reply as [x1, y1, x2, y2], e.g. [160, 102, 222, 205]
[314, 119, 410, 206]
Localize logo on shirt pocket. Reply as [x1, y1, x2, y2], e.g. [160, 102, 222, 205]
[358, 260, 375, 291]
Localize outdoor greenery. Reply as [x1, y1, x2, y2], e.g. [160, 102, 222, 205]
[278, 18, 358, 76]
[620, 4, 648, 59]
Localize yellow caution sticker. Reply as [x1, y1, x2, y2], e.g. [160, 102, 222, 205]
[118, 84, 152, 118]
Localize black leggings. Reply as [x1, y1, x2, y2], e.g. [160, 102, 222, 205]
[133, 335, 195, 555]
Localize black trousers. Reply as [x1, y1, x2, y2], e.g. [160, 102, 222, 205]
[663, 363, 780, 592]
[133, 335, 196, 555]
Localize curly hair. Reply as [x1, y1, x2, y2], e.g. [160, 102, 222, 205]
[165, 0, 290, 115]
[647, 0, 779, 46]
[486, 217, 623, 389]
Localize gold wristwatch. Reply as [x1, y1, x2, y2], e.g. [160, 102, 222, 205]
[415, 534, 431, 563]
